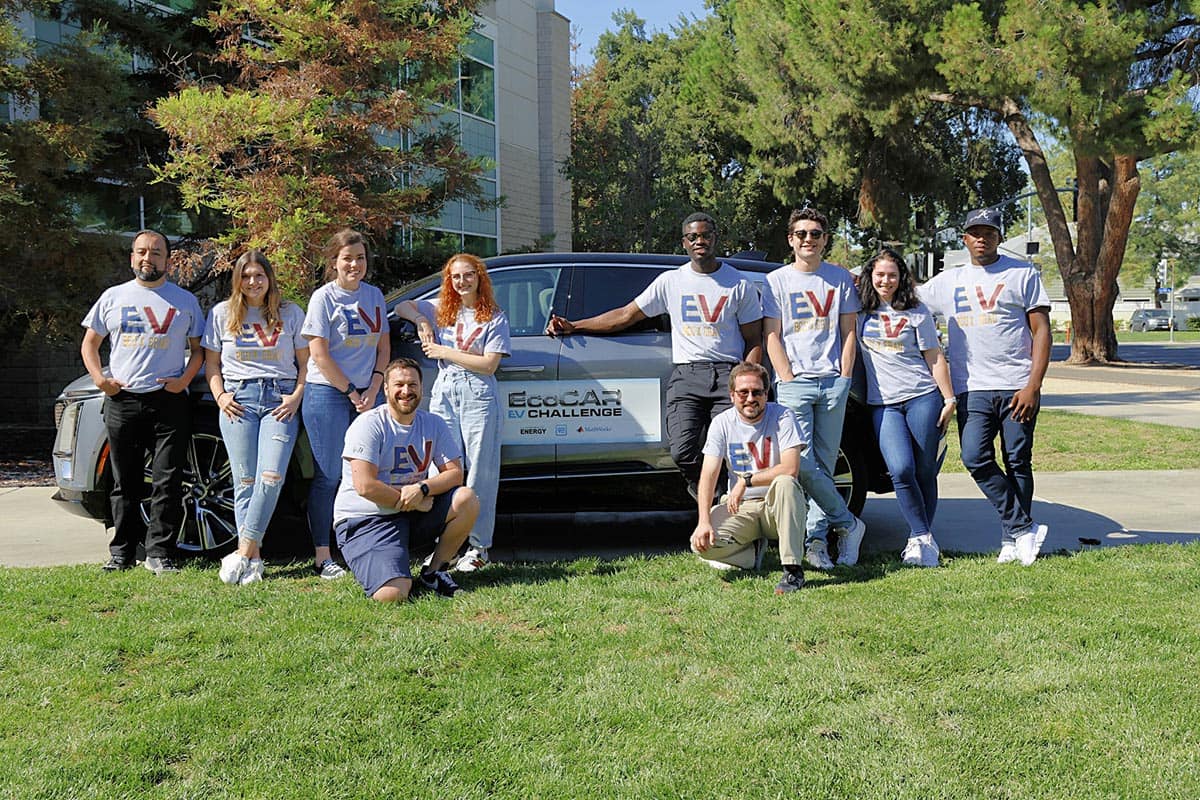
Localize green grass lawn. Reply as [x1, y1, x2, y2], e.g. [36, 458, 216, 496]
[939, 409, 1200, 472]
[1112, 329, 1200, 343]
[3, 548, 1200, 799]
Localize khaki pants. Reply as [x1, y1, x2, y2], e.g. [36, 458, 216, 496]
[693, 475, 807, 568]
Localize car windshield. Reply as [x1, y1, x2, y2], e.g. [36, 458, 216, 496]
[1143, 310, 1169, 317]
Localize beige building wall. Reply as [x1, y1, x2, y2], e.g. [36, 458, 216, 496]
[481, 0, 572, 253]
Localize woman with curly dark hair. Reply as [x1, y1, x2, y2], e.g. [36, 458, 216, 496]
[857, 249, 955, 567]
[397, 253, 510, 572]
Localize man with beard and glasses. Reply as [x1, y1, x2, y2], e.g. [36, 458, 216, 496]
[545, 212, 763, 499]
[332, 358, 479, 602]
[689, 362, 808, 594]
[82, 229, 205, 574]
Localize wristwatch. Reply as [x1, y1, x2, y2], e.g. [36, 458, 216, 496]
[419, 482, 430, 497]
[742, 471, 754, 488]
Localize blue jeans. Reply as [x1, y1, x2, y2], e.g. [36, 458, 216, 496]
[776, 375, 855, 543]
[302, 382, 359, 549]
[872, 390, 943, 538]
[956, 389, 1037, 538]
[430, 369, 503, 549]
[219, 378, 299, 544]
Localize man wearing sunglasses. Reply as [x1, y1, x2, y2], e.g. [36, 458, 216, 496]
[762, 208, 868, 570]
[690, 361, 807, 594]
[546, 212, 763, 498]
[918, 207, 1051, 566]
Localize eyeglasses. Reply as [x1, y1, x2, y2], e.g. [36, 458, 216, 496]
[790, 229, 825, 240]
[733, 388, 766, 398]
[684, 231, 715, 243]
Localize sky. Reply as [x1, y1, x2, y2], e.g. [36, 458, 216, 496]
[553, 1, 710, 64]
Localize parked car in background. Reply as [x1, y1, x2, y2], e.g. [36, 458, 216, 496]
[51, 253, 894, 555]
[1129, 308, 1177, 331]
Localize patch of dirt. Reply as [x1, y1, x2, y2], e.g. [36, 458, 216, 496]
[0, 427, 56, 488]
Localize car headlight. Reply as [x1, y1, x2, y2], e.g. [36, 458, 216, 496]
[53, 400, 81, 461]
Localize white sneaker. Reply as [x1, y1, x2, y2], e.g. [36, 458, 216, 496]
[219, 553, 249, 585]
[835, 517, 868, 566]
[1015, 524, 1048, 566]
[805, 540, 835, 570]
[901, 537, 923, 566]
[919, 534, 941, 568]
[241, 558, 264, 585]
[453, 547, 490, 573]
[997, 533, 1019, 564]
[700, 557, 738, 571]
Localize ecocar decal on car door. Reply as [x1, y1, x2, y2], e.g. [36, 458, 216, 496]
[500, 378, 661, 445]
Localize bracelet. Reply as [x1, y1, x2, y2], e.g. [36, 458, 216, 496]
[217, 391, 230, 401]
[372, 370, 384, 379]
[943, 397, 957, 406]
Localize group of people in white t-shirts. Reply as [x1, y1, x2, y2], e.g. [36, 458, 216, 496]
[83, 205, 1050, 599]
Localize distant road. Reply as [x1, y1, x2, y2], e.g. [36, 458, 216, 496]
[1053, 342, 1200, 368]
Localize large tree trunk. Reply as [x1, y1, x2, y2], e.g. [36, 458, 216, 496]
[1001, 104, 1137, 363]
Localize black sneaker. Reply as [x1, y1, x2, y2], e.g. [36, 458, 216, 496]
[143, 556, 180, 575]
[417, 569, 461, 598]
[102, 556, 133, 571]
[774, 568, 805, 595]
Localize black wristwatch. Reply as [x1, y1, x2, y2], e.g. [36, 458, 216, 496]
[341, 384, 355, 397]
[419, 482, 430, 497]
[742, 471, 753, 487]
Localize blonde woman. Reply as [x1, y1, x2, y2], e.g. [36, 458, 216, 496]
[203, 250, 308, 584]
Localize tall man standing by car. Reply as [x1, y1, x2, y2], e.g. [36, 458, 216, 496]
[762, 208, 867, 570]
[919, 208, 1052, 565]
[690, 362, 808, 594]
[333, 358, 479, 602]
[81, 230, 205, 574]
[546, 212, 763, 497]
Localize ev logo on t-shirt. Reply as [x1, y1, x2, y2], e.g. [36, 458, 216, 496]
[120, 305, 177, 335]
[344, 306, 384, 336]
[389, 441, 433, 485]
[727, 438, 773, 472]
[233, 323, 282, 349]
[788, 289, 835, 320]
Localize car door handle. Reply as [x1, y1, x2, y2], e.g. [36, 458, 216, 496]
[498, 366, 545, 375]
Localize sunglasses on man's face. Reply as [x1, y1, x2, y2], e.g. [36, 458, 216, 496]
[790, 229, 825, 240]
[733, 388, 766, 398]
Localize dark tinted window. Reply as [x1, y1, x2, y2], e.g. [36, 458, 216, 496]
[568, 266, 669, 333]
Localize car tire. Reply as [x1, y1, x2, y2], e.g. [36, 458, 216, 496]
[833, 444, 868, 517]
[139, 420, 238, 555]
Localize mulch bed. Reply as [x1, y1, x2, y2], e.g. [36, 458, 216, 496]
[0, 427, 57, 488]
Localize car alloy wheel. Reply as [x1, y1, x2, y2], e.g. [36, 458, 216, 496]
[140, 428, 237, 554]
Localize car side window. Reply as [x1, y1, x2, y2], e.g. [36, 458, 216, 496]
[567, 266, 669, 333]
[489, 267, 563, 336]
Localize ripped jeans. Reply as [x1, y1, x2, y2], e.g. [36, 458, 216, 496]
[218, 378, 299, 543]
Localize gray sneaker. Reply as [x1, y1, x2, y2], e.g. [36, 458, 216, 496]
[315, 559, 346, 580]
[805, 540, 835, 570]
[144, 556, 180, 575]
[835, 517, 867, 566]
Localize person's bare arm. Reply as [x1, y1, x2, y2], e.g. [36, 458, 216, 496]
[764, 317, 794, 382]
[689, 454, 724, 553]
[838, 312, 857, 378]
[740, 318, 763, 364]
[546, 300, 646, 336]
[1010, 308, 1051, 422]
[82, 329, 123, 396]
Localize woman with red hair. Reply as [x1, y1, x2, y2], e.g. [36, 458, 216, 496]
[397, 253, 510, 571]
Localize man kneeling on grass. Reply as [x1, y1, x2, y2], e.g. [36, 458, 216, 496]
[689, 361, 808, 594]
[332, 358, 479, 602]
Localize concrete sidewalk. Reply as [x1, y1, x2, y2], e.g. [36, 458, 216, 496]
[1041, 361, 1200, 429]
[6, 470, 1197, 567]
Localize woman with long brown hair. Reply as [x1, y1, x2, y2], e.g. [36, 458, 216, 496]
[300, 229, 390, 579]
[397, 253, 509, 571]
[203, 249, 308, 584]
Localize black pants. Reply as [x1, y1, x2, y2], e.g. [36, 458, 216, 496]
[664, 362, 735, 489]
[103, 389, 191, 559]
